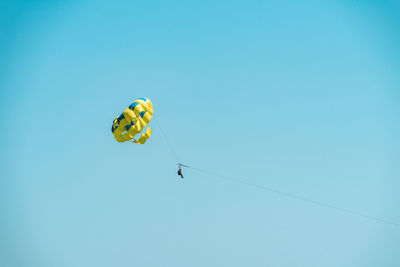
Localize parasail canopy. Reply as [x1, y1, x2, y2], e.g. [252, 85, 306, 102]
[111, 97, 153, 144]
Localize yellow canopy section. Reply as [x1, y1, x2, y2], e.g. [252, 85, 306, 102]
[111, 98, 153, 144]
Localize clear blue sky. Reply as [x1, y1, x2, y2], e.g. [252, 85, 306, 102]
[1, 0, 399, 266]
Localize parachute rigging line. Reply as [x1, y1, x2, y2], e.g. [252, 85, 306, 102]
[184, 165, 399, 227]
[135, 137, 177, 164]
[137, 145, 177, 164]
[143, 132, 177, 163]
[153, 116, 179, 164]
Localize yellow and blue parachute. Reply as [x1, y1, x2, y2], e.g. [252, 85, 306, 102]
[111, 98, 153, 144]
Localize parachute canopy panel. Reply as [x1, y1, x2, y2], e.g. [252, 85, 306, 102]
[112, 98, 153, 144]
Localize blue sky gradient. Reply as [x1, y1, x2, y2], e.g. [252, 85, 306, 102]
[1, 1, 399, 266]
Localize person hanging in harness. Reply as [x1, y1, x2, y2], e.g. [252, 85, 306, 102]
[177, 168, 184, 179]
